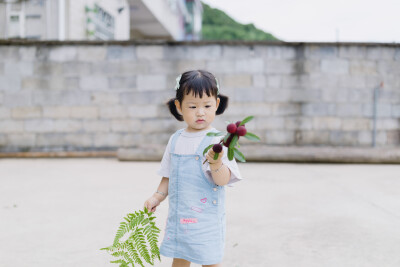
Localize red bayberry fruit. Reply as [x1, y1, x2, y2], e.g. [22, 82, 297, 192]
[213, 144, 223, 153]
[227, 123, 237, 134]
[223, 134, 234, 147]
[235, 121, 245, 127]
[236, 126, 247, 136]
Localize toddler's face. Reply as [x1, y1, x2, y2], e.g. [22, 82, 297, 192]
[175, 91, 220, 133]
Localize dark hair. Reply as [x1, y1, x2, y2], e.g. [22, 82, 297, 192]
[166, 70, 229, 121]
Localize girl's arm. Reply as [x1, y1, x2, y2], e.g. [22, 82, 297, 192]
[144, 177, 169, 212]
[209, 162, 231, 186]
[206, 150, 231, 186]
[154, 177, 169, 202]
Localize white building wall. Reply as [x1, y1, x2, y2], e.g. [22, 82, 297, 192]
[1, 43, 399, 152]
[0, 0, 129, 41]
[0, 5, 6, 38]
[66, 0, 87, 40]
[141, 0, 183, 40]
[66, 0, 129, 40]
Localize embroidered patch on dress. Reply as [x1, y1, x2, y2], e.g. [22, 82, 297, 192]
[180, 218, 198, 224]
[191, 206, 203, 213]
[200, 198, 207, 203]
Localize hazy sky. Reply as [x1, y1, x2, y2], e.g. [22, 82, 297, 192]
[201, 0, 399, 43]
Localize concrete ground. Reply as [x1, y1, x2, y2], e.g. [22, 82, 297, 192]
[1, 159, 399, 267]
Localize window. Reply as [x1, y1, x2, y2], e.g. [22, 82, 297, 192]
[85, 4, 115, 40]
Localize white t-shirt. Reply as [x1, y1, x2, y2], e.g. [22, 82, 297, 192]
[157, 127, 243, 187]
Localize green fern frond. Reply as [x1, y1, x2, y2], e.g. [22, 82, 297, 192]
[103, 207, 161, 266]
[133, 227, 152, 264]
[141, 218, 150, 226]
[143, 224, 151, 236]
[111, 251, 134, 266]
[146, 226, 160, 255]
[113, 222, 129, 245]
[127, 241, 144, 267]
[110, 258, 129, 267]
[114, 212, 145, 246]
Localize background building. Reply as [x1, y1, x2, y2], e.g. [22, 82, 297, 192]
[0, 0, 202, 41]
[128, 0, 202, 41]
[0, 0, 130, 40]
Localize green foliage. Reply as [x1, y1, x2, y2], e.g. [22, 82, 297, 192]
[244, 132, 261, 141]
[201, 2, 280, 41]
[228, 147, 234, 161]
[233, 148, 246, 162]
[101, 207, 161, 266]
[203, 144, 214, 155]
[206, 131, 225, 137]
[228, 135, 238, 150]
[239, 116, 254, 126]
[213, 152, 219, 160]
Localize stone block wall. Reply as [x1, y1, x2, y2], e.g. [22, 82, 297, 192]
[0, 41, 399, 153]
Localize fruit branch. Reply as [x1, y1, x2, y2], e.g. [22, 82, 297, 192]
[202, 116, 261, 164]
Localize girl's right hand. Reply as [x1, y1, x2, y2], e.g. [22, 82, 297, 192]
[144, 196, 161, 213]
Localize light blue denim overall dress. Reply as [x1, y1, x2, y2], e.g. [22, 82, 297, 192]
[160, 128, 226, 265]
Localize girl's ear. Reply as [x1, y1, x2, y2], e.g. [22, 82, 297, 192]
[167, 98, 184, 121]
[215, 94, 228, 115]
[216, 97, 220, 109]
[174, 99, 182, 115]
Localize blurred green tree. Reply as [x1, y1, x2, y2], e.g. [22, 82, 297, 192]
[201, 2, 280, 41]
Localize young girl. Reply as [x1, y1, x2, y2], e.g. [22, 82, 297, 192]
[144, 70, 243, 267]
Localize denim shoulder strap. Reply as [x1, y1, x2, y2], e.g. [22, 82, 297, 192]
[169, 128, 185, 154]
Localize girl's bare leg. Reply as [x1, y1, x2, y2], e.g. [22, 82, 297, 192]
[172, 258, 191, 267]
[203, 264, 221, 267]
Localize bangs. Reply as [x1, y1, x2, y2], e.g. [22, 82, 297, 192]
[180, 71, 218, 99]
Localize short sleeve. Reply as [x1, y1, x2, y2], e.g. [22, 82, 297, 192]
[156, 135, 173, 178]
[205, 137, 243, 187]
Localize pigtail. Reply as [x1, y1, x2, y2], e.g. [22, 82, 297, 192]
[216, 94, 229, 115]
[166, 98, 184, 121]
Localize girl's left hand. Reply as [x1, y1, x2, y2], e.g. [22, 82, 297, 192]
[205, 147, 223, 165]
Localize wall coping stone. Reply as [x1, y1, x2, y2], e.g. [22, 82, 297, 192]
[116, 146, 400, 163]
[1, 39, 399, 47]
[1, 146, 399, 163]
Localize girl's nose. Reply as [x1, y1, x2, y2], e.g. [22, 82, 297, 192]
[197, 108, 205, 115]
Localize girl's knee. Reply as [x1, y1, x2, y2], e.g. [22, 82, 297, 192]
[203, 263, 222, 267]
[172, 258, 191, 267]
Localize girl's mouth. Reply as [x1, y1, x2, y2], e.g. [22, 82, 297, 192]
[196, 120, 205, 123]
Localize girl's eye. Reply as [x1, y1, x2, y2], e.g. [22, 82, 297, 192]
[189, 106, 211, 109]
